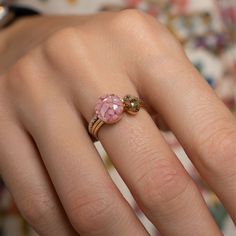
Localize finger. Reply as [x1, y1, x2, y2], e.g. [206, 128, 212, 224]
[76, 81, 222, 236]
[142, 103, 170, 131]
[139, 48, 236, 223]
[0, 118, 77, 235]
[151, 113, 170, 131]
[18, 91, 148, 235]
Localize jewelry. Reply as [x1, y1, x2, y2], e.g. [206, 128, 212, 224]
[0, 2, 40, 29]
[88, 94, 145, 140]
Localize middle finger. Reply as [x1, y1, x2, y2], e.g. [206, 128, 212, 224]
[8, 58, 148, 235]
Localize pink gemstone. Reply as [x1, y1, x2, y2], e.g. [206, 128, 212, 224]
[95, 102, 102, 111]
[95, 94, 124, 123]
[108, 109, 115, 115]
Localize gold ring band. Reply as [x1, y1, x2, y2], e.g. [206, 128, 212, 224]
[88, 94, 145, 140]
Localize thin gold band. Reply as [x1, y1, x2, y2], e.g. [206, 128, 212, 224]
[88, 95, 145, 140]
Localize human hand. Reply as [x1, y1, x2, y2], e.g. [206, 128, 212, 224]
[0, 9, 235, 236]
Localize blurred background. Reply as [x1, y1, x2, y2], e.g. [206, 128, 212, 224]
[0, 0, 236, 235]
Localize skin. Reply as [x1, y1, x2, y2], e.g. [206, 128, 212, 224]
[0, 9, 235, 236]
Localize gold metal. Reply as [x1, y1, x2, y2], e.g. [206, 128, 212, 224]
[122, 95, 145, 115]
[88, 114, 104, 140]
[92, 120, 104, 139]
[88, 94, 145, 140]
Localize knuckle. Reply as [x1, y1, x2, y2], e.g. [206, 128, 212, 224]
[109, 9, 152, 35]
[109, 9, 170, 40]
[8, 55, 35, 91]
[66, 187, 116, 234]
[216, 128, 236, 163]
[108, 9, 183, 76]
[199, 122, 236, 179]
[113, 8, 147, 22]
[45, 27, 78, 48]
[18, 188, 56, 230]
[6, 54, 44, 114]
[43, 27, 82, 64]
[133, 156, 190, 211]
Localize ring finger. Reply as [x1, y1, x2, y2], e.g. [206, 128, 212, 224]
[74, 74, 222, 236]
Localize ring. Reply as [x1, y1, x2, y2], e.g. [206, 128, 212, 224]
[88, 94, 145, 140]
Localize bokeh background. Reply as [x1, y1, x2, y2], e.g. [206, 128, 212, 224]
[1, 0, 236, 235]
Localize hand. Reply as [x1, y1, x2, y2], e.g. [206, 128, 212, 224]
[0, 9, 235, 236]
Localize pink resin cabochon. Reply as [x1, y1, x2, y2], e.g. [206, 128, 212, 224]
[95, 94, 124, 124]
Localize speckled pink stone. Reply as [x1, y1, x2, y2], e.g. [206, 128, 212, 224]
[95, 94, 124, 123]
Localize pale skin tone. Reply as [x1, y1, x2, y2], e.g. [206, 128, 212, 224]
[0, 9, 235, 236]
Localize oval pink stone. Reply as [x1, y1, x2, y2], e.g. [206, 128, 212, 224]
[95, 94, 124, 123]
